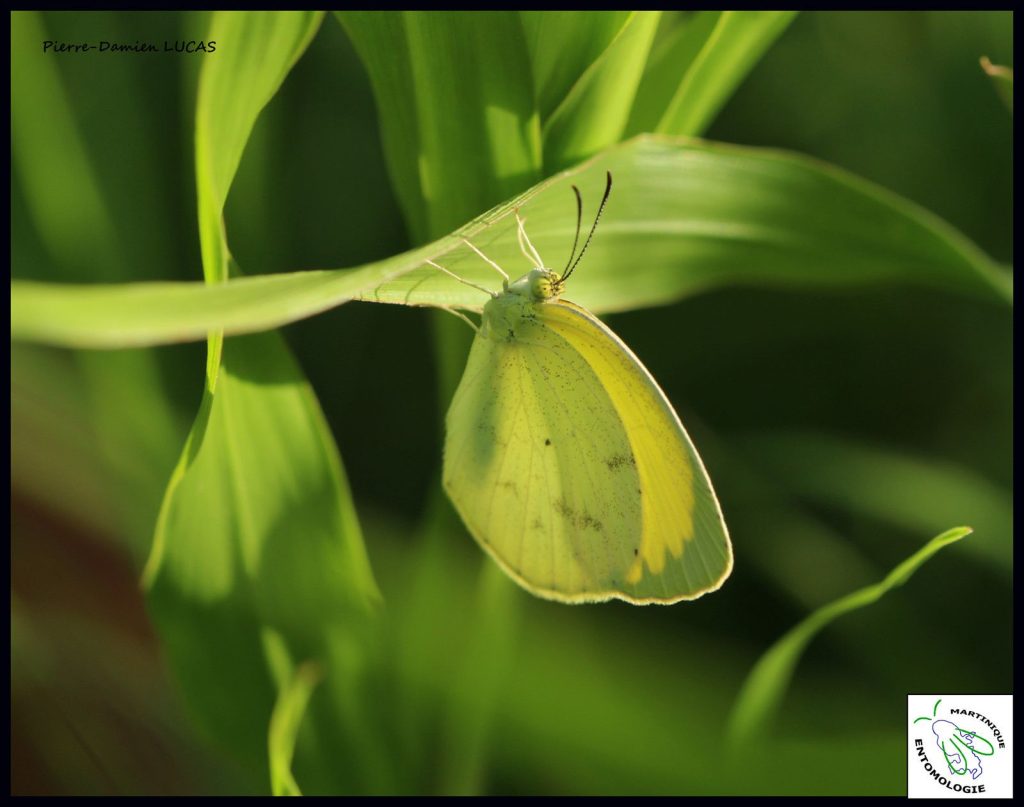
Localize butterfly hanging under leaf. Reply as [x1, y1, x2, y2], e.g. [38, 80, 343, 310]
[427, 172, 732, 604]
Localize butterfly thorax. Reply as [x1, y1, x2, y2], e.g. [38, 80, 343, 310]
[482, 268, 562, 343]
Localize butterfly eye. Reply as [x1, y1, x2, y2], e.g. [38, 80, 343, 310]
[529, 271, 561, 301]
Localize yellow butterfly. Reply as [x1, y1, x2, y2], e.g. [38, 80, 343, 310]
[430, 173, 732, 604]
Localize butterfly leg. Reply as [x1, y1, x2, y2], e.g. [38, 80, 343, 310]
[461, 238, 510, 289]
[424, 258, 497, 298]
[437, 305, 480, 333]
[515, 210, 545, 269]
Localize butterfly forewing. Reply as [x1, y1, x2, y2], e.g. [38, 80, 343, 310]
[444, 312, 644, 601]
[541, 300, 732, 602]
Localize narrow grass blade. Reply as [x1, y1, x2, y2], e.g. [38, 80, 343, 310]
[269, 659, 324, 796]
[195, 11, 323, 285]
[727, 526, 972, 748]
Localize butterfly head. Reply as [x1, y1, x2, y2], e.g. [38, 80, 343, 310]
[505, 267, 562, 302]
[504, 171, 612, 305]
[531, 267, 564, 300]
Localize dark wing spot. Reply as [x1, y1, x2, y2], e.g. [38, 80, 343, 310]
[544, 438, 551, 446]
[633, 548, 639, 556]
[554, 498, 603, 533]
[605, 453, 637, 471]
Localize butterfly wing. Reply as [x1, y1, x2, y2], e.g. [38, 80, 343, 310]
[443, 315, 641, 601]
[540, 300, 733, 602]
[443, 298, 732, 604]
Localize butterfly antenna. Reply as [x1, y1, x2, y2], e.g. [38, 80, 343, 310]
[561, 185, 583, 277]
[560, 171, 612, 286]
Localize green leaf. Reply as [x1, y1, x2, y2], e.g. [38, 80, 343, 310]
[306, 136, 1016, 310]
[980, 56, 1013, 112]
[648, 11, 797, 137]
[144, 333, 381, 775]
[541, 11, 661, 172]
[269, 656, 324, 796]
[727, 526, 972, 748]
[195, 11, 323, 285]
[339, 11, 541, 241]
[626, 12, 723, 137]
[12, 135, 1011, 349]
[521, 11, 633, 121]
[736, 430, 1011, 575]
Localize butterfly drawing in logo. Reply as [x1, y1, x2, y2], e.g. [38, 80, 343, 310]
[914, 699, 996, 780]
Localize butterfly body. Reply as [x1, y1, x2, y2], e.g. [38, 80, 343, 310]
[479, 267, 559, 341]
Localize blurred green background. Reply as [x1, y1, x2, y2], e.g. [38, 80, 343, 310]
[11, 11, 1011, 795]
